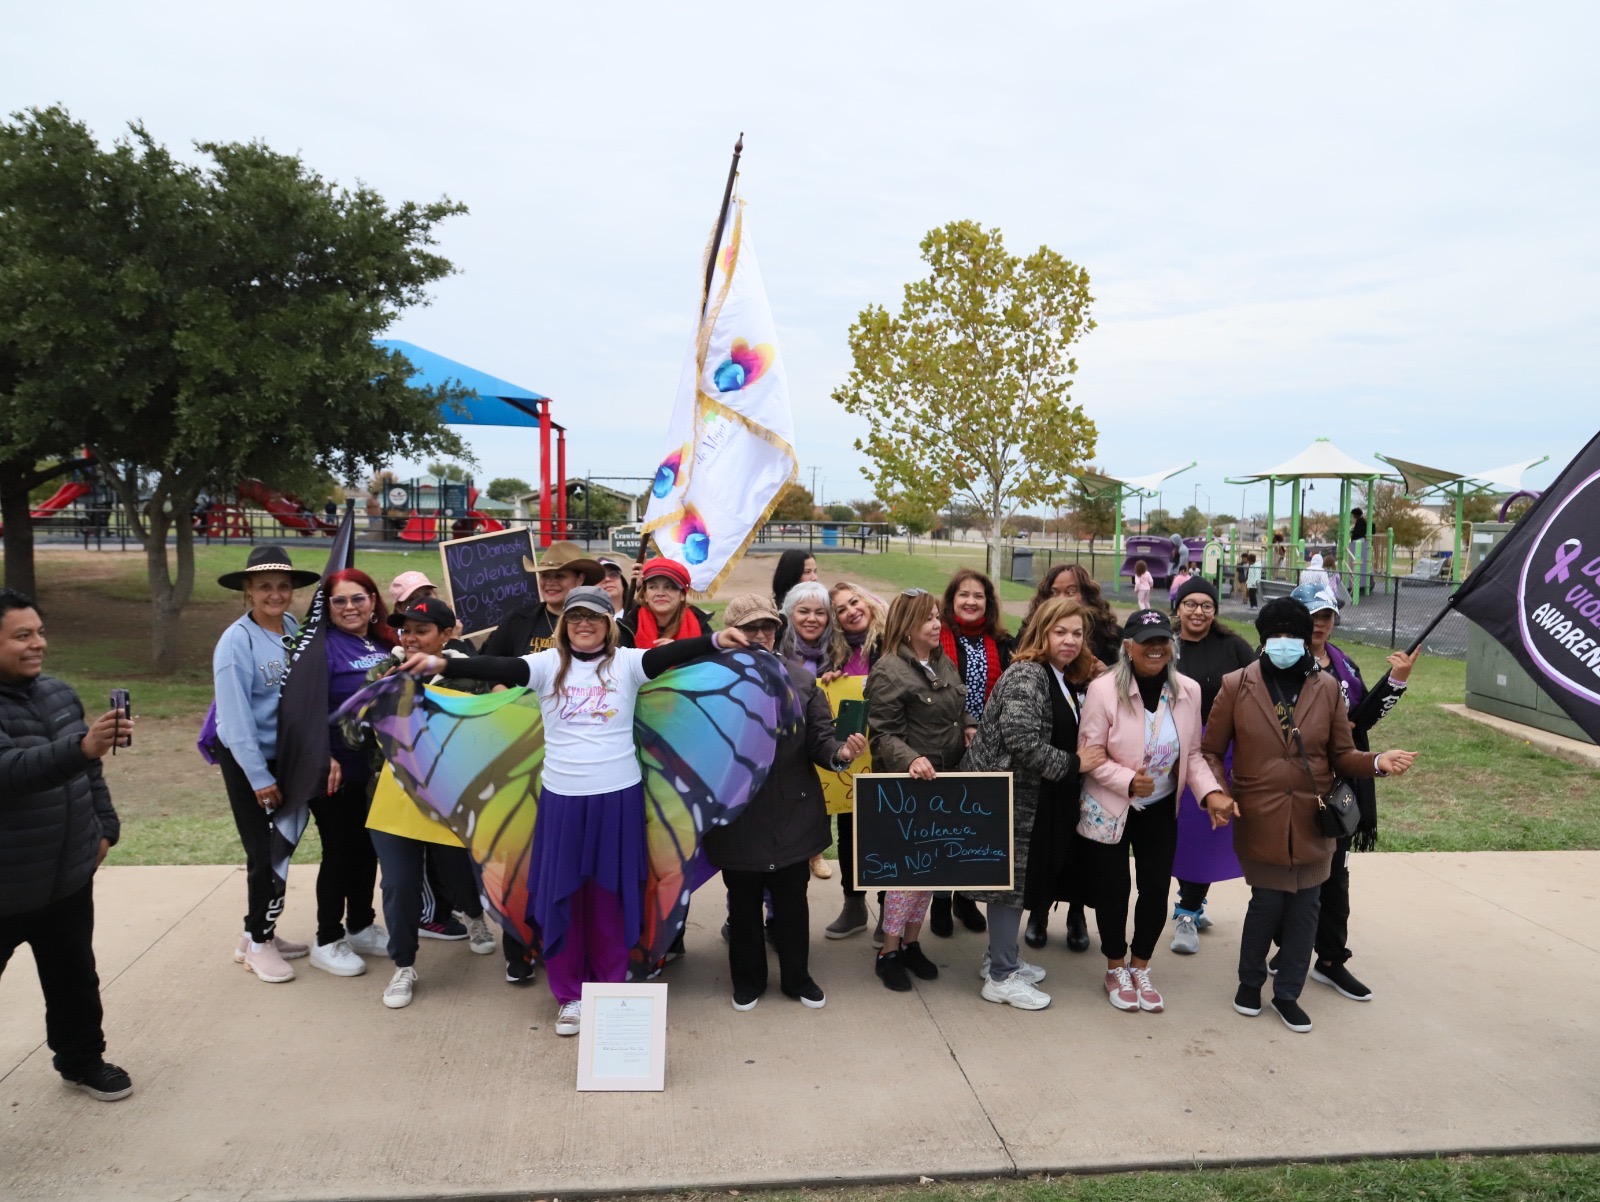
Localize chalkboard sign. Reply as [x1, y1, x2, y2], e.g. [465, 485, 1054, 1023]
[437, 528, 539, 638]
[851, 772, 1013, 891]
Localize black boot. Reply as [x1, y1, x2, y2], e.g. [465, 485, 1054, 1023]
[929, 894, 954, 938]
[952, 892, 987, 932]
[1065, 904, 1090, 953]
[1024, 910, 1048, 949]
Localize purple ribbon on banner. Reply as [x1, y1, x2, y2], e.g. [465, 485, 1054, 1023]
[1545, 539, 1583, 584]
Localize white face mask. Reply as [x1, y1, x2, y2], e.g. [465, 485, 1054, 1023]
[1263, 637, 1306, 668]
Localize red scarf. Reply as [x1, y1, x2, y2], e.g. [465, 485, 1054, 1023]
[635, 602, 701, 647]
[940, 616, 1001, 702]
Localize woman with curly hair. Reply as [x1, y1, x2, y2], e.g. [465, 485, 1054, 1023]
[1023, 563, 1122, 667]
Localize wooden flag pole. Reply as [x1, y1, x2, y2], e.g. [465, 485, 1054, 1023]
[639, 133, 745, 567]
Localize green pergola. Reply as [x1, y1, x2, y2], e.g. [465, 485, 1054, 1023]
[1072, 462, 1196, 558]
[1374, 454, 1549, 582]
[1227, 437, 1396, 600]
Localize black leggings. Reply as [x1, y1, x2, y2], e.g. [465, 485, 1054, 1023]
[306, 776, 378, 946]
[836, 813, 860, 899]
[1081, 796, 1177, 961]
[218, 747, 286, 943]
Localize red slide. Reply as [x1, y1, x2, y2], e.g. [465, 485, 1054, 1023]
[236, 479, 337, 535]
[30, 480, 91, 519]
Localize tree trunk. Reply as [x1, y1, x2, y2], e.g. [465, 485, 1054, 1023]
[144, 490, 198, 674]
[0, 462, 37, 598]
[986, 509, 1004, 583]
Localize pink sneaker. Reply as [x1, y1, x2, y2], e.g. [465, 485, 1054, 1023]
[239, 938, 295, 983]
[234, 933, 309, 962]
[1130, 965, 1164, 1012]
[1105, 965, 1138, 1011]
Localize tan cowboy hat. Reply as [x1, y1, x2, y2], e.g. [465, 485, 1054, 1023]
[521, 540, 603, 584]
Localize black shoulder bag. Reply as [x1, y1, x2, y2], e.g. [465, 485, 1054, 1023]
[1269, 674, 1361, 840]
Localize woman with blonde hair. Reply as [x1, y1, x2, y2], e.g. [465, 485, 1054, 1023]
[960, 597, 1106, 1010]
[819, 581, 888, 936]
[863, 589, 976, 990]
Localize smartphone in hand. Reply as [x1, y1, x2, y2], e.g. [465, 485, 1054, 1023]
[835, 698, 868, 740]
[110, 689, 132, 753]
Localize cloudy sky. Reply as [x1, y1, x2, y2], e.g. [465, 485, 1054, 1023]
[5, 3, 1592, 520]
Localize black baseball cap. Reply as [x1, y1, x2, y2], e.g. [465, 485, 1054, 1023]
[1122, 608, 1175, 643]
[386, 596, 457, 630]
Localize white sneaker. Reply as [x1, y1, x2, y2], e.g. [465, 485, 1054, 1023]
[980, 970, 1051, 1010]
[310, 938, 367, 977]
[344, 923, 389, 957]
[1170, 914, 1200, 955]
[555, 1000, 582, 1036]
[383, 966, 417, 1009]
[466, 916, 496, 956]
[978, 952, 1046, 984]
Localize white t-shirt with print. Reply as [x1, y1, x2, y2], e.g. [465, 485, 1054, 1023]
[522, 647, 652, 795]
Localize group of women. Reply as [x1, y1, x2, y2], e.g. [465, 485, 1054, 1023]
[209, 539, 1417, 1036]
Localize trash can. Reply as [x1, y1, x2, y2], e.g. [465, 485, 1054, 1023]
[821, 525, 840, 548]
[1011, 548, 1035, 584]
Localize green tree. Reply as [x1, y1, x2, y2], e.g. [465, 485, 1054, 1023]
[886, 491, 940, 549]
[823, 503, 855, 522]
[1210, 512, 1238, 528]
[834, 220, 1097, 579]
[945, 500, 985, 537]
[427, 461, 470, 483]
[770, 482, 815, 523]
[0, 106, 468, 669]
[1441, 492, 1498, 526]
[1146, 508, 1173, 535]
[1178, 505, 1207, 537]
[1369, 483, 1432, 564]
[487, 476, 531, 504]
[1067, 482, 1117, 544]
[849, 496, 887, 524]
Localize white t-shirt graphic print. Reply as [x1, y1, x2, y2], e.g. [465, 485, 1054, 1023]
[522, 648, 652, 795]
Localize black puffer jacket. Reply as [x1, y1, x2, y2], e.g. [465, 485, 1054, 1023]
[704, 658, 843, 873]
[0, 674, 119, 915]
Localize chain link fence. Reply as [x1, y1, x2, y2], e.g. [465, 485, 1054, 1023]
[1002, 544, 1467, 660]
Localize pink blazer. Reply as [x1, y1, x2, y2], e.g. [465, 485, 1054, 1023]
[1078, 670, 1222, 818]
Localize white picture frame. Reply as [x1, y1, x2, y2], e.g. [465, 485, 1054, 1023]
[575, 982, 668, 1092]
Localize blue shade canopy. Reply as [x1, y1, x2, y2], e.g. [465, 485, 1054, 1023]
[376, 338, 548, 428]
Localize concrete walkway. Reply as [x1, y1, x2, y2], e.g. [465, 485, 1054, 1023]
[2, 853, 1598, 1201]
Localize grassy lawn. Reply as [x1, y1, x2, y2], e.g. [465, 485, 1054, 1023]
[635, 1154, 1600, 1201]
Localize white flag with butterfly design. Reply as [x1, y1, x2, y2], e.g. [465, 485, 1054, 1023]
[642, 197, 798, 594]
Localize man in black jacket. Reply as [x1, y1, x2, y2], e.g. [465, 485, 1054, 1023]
[0, 590, 133, 1101]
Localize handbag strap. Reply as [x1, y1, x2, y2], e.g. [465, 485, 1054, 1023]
[1264, 672, 1322, 802]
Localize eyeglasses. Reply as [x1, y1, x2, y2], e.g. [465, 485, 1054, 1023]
[329, 594, 373, 609]
[1178, 601, 1216, 614]
[565, 612, 608, 625]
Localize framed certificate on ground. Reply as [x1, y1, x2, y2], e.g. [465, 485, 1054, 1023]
[576, 982, 668, 1092]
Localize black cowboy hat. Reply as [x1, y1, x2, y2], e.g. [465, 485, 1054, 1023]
[217, 545, 321, 591]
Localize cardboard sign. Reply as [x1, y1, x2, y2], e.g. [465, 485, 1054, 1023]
[851, 772, 1013, 891]
[820, 675, 871, 815]
[576, 982, 667, 1092]
[437, 527, 538, 638]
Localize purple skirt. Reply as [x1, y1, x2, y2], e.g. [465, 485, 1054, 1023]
[527, 783, 647, 960]
[1171, 748, 1242, 884]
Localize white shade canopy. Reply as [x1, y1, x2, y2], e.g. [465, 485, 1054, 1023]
[1466, 456, 1549, 493]
[1229, 437, 1395, 483]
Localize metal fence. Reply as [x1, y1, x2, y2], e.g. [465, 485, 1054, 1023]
[1000, 544, 1467, 660]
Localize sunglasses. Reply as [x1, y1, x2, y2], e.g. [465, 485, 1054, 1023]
[565, 611, 608, 625]
[329, 594, 373, 609]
